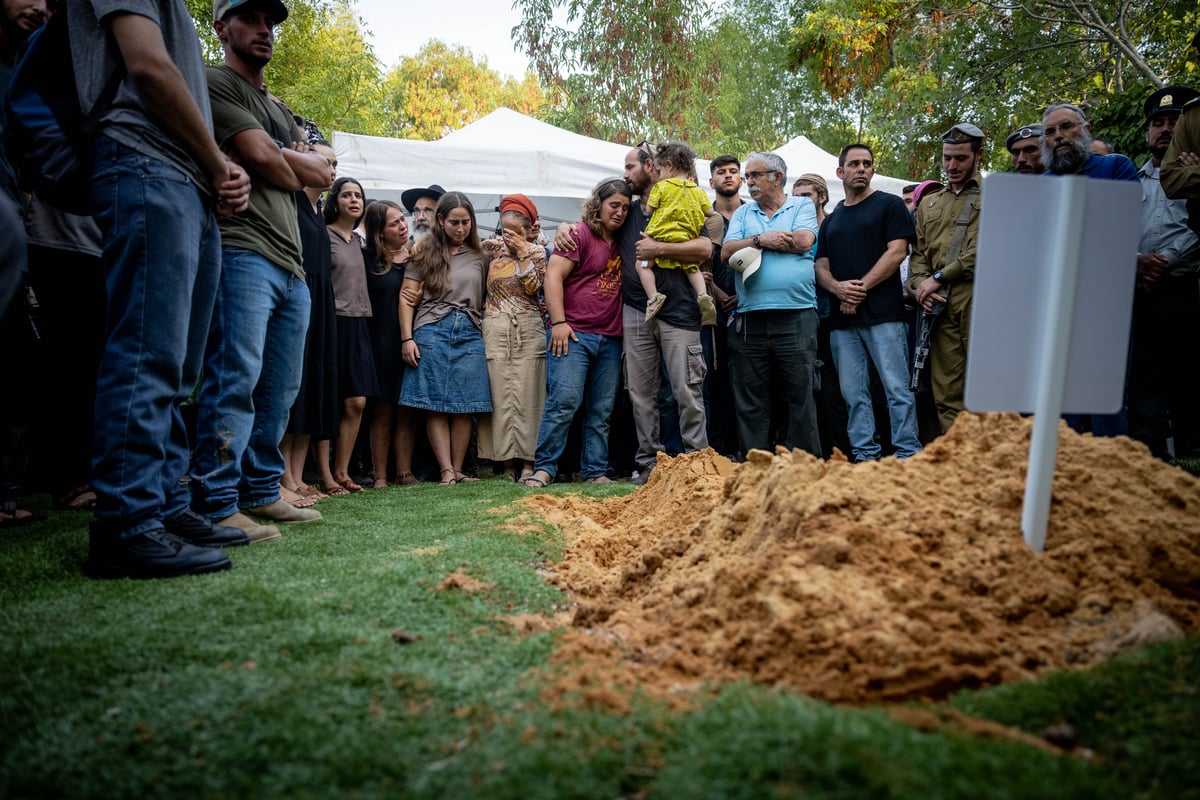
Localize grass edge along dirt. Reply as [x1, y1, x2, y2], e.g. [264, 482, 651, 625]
[0, 477, 1196, 799]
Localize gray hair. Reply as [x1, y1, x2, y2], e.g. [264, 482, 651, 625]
[1042, 103, 1088, 126]
[746, 152, 787, 177]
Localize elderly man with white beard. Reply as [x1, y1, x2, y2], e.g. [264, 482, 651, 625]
[1042, 103, 1138, 181]
[1041, 102, 1139, 439]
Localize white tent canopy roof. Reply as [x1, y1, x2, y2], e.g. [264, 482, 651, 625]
[332, 109, 913, 233]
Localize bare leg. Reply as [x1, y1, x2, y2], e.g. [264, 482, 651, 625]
[392, 405, 416, 480]
[333, 395, 367, 486]
[638, 264, 659, 300]
[450, 414, 474, 478]
[314, 439, 339, 492]
[426, 412, 454, 484]
[368, 403, 392, 488]
[281, 433, 299, 490]
[689, 268, 715, 323]
[290, 433, 312, 490]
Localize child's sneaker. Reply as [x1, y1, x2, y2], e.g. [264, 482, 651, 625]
[697, 293, 717, 325]
[645, 292, 667, 322]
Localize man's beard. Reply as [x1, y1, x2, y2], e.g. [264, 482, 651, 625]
[1044, 136, 1090, 174]
[410, 224, 430, 242]
[714, 184, 740, 199]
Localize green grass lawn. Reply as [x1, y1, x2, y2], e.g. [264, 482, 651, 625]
[1, 478, 1197, 799]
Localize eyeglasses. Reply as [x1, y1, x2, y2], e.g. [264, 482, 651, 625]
[1043, 120, 1079, 138]
[413, 208, 435, 218]
[744, 170, 775, 180]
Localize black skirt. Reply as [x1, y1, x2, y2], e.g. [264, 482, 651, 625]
[287, 195, 339, 439]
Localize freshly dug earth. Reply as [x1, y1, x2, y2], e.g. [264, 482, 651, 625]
[521, 413, 1200, 704]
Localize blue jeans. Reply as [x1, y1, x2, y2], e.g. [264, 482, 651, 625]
[88, 136, 221, 538]
[533, 331, 621, 480]
[829, 321, 922, 461]
[191, 247, 310, 520]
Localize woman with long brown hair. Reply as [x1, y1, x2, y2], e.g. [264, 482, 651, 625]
[317, 176, 377, 495]
[522, 178, 630, 488]
[397, 192, 490, 485]
[362, 200, 418, 487]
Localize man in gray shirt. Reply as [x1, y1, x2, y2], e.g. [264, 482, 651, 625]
[1131, 85, 1200, 458]
[73, 0, 252, 578]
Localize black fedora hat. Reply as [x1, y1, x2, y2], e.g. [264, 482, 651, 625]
[400, 184, 445, 213]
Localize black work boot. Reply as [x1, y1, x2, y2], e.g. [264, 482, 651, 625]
[85, 526, 232, 580]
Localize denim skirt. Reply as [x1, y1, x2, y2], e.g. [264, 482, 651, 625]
[398, 309, 492, 414]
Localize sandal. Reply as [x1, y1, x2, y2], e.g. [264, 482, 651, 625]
[372, 477, 390, 489]
[280, 486, 318, 509]
[521, 471, 551, 488]
[296, 484, 328, 500]
[517, 468, 534, 484]
[1, 499, 36, 527]
[337, 478, 365, 493]
[320, 481, 351, 497]
[55, 484, 97, 511]
[454, 472, 480, 483]
[395, 471, 420, 486]
[585, 476, 614, 484]
[645, 292, 667, 322]
[438, 468, 457, 486]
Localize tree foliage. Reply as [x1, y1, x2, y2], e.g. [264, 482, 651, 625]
[176, 0, 1195, 169]
[788, 0, 1198, 177]
[183, 0, 386, 137]
[513, 0, 716, 144]
[380, 41, 547, 140]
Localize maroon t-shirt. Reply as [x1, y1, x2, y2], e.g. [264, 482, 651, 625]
[560, 224, 623, 337]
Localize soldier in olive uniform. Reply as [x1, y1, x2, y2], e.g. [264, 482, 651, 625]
[1161, 31, 1200, 236]
[907, 123, 984, 434]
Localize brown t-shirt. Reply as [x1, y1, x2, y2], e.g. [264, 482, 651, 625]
[407, 247, 488, 330]
[328, 228, 371, 317]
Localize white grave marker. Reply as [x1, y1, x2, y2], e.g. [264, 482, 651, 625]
[965, 173, 1141, 552]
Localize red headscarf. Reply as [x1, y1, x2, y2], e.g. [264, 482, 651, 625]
[499, 193, 538, 225]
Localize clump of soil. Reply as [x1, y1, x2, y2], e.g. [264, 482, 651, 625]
[522, 413, 1200, 705]
[435, 570, 492, 593]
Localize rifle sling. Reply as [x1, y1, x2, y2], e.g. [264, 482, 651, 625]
[938, 186, 980, 303]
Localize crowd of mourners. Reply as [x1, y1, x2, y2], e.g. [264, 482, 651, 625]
[0, 0, 1197, 580]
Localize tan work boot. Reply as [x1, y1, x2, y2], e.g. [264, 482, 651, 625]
[217, 512, 282, 543]
[245, 499, 322, 524]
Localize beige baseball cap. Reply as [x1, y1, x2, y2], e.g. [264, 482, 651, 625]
[728, 246, 763, 282]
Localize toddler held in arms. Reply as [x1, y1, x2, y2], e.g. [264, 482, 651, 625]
[637, 140, 718, 324]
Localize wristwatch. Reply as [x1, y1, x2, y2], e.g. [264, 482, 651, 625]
[752, 234, 761, 248]
[932, 270, 945, 282]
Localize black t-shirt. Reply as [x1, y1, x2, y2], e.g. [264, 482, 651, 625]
[619, 202, 701, 331]
[815, 191, 914, 330]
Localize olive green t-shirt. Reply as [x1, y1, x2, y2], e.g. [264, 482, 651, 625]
[206, 65, 303, 278]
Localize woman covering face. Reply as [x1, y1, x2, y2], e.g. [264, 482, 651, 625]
[477, 194, 549, 483]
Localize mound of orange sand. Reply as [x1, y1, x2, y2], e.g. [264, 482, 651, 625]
[521, 413, 1199, 704]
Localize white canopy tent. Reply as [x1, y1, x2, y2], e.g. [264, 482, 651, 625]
[333, 109, 631, 235]
[332, 108, 914, 234]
